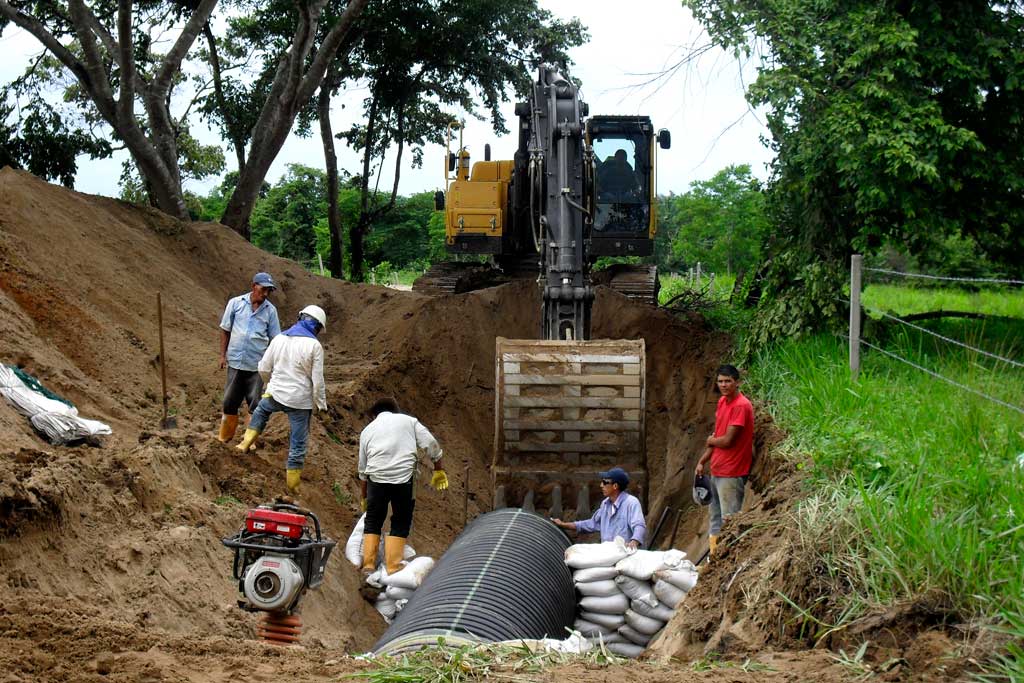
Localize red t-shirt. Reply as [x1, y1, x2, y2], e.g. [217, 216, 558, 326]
[710, 392, 754, 477]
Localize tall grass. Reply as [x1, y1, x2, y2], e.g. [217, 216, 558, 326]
[748, 315, 1024, 679]
[863, 284, 1024, 319]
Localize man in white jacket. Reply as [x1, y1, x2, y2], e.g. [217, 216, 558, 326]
[358, 397, 447, 577]
[236, 305, 327, 494]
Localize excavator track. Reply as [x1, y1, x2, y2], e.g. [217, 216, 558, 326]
[411, 262, 504, 295]
[413, 261, 660, 305]
[590, 264, 660, 306]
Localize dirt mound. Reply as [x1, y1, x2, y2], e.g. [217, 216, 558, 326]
[0, 168, 967, 681]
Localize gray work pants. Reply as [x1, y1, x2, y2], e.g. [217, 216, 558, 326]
[709, 475, 746, 536]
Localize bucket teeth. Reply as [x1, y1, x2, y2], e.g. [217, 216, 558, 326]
[494, 485, 506, 510]
[576, 488, 591, 520]
[548, 485, 563, 519]
[522, 489, 535, 513]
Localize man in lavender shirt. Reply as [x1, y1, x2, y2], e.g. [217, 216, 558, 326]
[552, 467, 647, 549]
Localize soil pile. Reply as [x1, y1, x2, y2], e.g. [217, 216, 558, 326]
[0, 168, 968, 681]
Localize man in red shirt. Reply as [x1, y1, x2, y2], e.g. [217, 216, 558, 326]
[694, 364, 754, 559]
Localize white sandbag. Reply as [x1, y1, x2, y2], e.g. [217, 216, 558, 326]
[380, 556, 435, 589]
[614, 548, 687, 581]
[575, 579, 621, 597]
[618, 623, 653, 646]
[365, 567, 384, 588]
[385, 585, 415, 600]
[403, 543, 417, 560]
[573, 566, 619, 583]
[573, 618, 613, 638]
[394, 598, 408, 613]
[579, 610, 625, 631]
[625, 608, 665, 636]
[607, 641, 645, 658]
[579, 593, 629, 615]
[653, 565, 698, 592]
[653, 578, 687, 608]
[587, 632, 626, 647]
[374, 595, 397, 620]
[614, 575, 659, 608]
[344, 514, 367, 566]
[564, 538, 629, 569]
[630, 598, 675, 622]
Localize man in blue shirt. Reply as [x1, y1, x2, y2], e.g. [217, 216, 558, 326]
[217, 272, 281, 443]
[552, 467, 647, 549]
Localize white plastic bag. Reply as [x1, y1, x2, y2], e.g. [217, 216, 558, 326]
[380, 556, 435, 589]
[579, 610, 625, 631]
[614, 575, 659, 608]
[394, 598, 409, 613]
[573, 618, 613, 638]
[607, 641, 645, 658]
[374, 595, 397, 620]
[653, 578, 687, 608]
[617, 624, 652, 646]
[625, 608, 665, 636]
[614, 548, 687, 581]
[630, 598, 675, 622]
[579, 593, 629, 615]
[344, 514, 367, 566]
[575, 579, 621, 597]
[573, 566, 618, 583]
[564, 539, 629, 569]
[653, 566, 698, 592]
[385, 585, 415, 600]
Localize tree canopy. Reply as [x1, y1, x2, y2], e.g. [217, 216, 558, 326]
[683, 0, 1024, 341]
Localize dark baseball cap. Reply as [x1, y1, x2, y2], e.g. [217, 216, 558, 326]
[599, 467, 629, 490]
[252, 272, 276, 289]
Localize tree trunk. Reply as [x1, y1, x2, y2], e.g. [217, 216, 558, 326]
[221, 0, 368, 237]
[318, 84, 344, 279]
[349, 217, 367, 283]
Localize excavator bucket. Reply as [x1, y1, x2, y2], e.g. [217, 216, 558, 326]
[493, 338, 646, 520]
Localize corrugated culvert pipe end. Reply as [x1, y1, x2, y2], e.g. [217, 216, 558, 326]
[372, 508, 575, 655]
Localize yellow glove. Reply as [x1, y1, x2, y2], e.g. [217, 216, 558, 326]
[360, 498, 367, 512]
[430, 470, 449, 491]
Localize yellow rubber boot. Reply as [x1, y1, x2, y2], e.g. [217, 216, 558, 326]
[286, 468, 302, 494]
[384, 535, 406, 575]
[235, 428, 259, 452]
[361, 533, 381, 573]
[217, 414, 239, 442]
[709, 534, 718, 558]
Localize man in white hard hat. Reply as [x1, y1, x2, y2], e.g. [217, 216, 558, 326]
[216, 272, 281, 443]
[237, 305, 328, 493]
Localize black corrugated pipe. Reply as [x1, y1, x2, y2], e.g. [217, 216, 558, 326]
[372, 508, 575, 655]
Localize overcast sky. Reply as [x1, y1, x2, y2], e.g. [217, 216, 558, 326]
[0, 0, 774, 199]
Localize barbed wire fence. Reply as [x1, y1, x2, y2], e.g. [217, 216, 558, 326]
[847, 255, 1024, 415]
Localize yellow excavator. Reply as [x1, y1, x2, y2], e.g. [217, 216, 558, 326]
[420, 66, 670, 517]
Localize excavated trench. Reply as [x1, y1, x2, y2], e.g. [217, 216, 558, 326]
[0, 168, 737, 680]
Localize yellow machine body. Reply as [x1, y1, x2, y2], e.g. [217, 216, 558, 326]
[445, 160, 514, 245]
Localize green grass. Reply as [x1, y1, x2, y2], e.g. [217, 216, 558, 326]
[347, 640, 623, 682]
[659, 272, 736, 306]
[747, 311, 1024, 679]
[863, 284, 1024, 319]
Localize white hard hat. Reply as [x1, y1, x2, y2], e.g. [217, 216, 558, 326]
[299, 304, 327, 331]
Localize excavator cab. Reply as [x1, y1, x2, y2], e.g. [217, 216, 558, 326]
[587, 116, 670, 258]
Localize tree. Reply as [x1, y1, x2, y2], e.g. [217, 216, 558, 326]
[0, 0, 221, 219]
[663, 165, 768, 276]
[0, 91, 111, 186]
[683, 0, 1024, 341]
[334, 0, 586, 281]
[250, 164, 327, 263]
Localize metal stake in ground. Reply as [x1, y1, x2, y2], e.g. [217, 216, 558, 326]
[157, 292, 177, 429]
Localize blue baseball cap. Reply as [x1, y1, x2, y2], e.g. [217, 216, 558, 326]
[252, 272, 276, 289]
[599, 467, 629, 490]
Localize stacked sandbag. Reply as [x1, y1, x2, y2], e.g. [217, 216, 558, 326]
[564, 539, 699, 658]
[345, 514, 428, 622]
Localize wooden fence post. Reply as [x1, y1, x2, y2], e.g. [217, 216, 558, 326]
[850, 254, 862, 380]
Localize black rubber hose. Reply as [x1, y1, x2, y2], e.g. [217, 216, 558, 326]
[372, 508, 575, 654]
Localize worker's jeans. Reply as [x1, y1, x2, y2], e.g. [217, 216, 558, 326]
[249, 396, 311, 470]
[709, 475, 747, 536]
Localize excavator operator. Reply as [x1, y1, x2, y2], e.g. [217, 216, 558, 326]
[597, 148, 639, 199]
